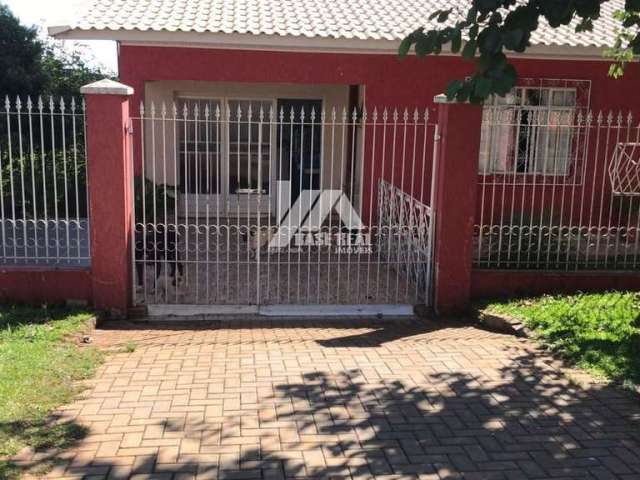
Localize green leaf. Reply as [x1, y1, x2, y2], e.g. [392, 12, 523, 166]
[468, 24, 479, 40]
[451, 30, 462, 53]
[477, 53, 493, 73]
[503, 62, 517, 82]
[609, 63, 625, 79]
[468, 93, 485, 105]
[488, 11, 503, 25]
[575, 18, 594, 32]
[395, 0, 636, 90]
[462, 39, 477, 59]
[613, 10, 627, 21]
[503, 29, 524, 50]
[474, 76, 493, 98]
[428, 9, 446, 21]
[445, 79, 464, 100]
[455, 82, 472, 102]
[466, 6, 478, 23]
[626, 0, 640, 10]
[479, 28, 502, 54]
[415, 34, 433, 56]
[437, 9, 453, 22]
[476, 0, 501, 11]
[493, 63, 518, 95]
[433, 34, 443, 54]
[398, 36, 413, 57]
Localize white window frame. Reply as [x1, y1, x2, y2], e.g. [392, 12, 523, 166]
[177, 96, 285, 216]
[225, 97, 278, 214]
[167, 86, 349, 217]
[176, 96, 225, 214]
[479, 86, 578, 179]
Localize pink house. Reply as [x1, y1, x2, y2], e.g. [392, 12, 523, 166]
[3, 0, 637, 317]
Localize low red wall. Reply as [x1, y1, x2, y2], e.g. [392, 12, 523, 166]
[0, 268, 93, 305]
[471, 269, 640, 299]
[3, 267, 636, 308]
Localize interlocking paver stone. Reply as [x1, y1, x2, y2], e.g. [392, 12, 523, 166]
[13, 318, 640, 479]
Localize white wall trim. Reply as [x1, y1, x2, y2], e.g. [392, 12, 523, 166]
[147, 303, 415, 317]
[49, 26, 611, 61]
[80, 78, 134, 95]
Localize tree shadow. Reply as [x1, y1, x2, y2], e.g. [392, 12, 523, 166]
[315, 318, 474, 348]
[227, 350, 640, 478]
[562, 334, 640, 386]
[7, 322, 640, 479]
[95, 317, 474, 350]
[1, 415, 89, 479]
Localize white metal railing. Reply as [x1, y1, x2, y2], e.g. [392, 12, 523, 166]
[378, 180, 433, 304]
[0, 96, 89, 267]
[476, 107, 640, 270]
[131, 102, 438, 306]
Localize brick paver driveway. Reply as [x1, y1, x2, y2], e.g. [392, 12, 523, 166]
[18, 319, 640, 479]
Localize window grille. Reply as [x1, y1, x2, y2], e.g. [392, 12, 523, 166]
[479, 87, 578, 178]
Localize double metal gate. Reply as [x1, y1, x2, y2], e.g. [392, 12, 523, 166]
[130, 101, 437, 311]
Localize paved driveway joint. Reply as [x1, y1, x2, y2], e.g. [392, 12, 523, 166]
[15, 319, 640, 479]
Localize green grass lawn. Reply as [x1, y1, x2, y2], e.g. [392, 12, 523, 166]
[480, 291, 640, 387]
[0, 306, 103, 479]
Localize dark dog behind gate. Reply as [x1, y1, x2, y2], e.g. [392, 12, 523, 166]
[135, 225, 183, 290]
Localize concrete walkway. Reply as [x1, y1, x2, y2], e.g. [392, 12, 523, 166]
[15, 319, 640, 479]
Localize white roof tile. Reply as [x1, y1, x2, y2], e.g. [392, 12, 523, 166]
[58, 0, 625, 49]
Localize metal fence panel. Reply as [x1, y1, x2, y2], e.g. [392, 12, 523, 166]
[131, 102, 437, 306]
[475, 107, 640, 270]
[0, 96, 90, 267]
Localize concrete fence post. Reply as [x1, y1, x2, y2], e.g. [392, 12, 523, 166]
[81, 79, 134, 317]
[432, 94, 482, 316]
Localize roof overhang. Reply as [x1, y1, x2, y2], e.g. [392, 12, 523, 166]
[48, 26, 610, 60]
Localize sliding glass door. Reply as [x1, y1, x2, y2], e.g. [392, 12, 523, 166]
[177, 96, 322, 217]
[226, 99, 275, 214]
[177, 97, 224, 216]
[178, 97, 275, 216]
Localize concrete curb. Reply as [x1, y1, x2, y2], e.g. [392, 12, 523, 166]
[477, 309, 532, 338]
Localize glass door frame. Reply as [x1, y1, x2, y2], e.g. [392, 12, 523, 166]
[225, 97, 278, 216]
[177, 95, 278, 217]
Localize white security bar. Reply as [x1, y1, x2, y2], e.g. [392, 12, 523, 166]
[476, 105, 640, 270]
[0, 96, 90, 267]
[130, 102, 438, 306]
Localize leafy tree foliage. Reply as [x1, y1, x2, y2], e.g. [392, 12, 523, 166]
[40, 42, 111, 99]
[399, 0, 640, 103]
[607, 7, 640, 77]
[0, 4, 45, 96]
[0, 3, 112, 220]
[0, 2, 112, 99]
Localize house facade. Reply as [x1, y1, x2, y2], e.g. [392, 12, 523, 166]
[0, 0, 637, 316]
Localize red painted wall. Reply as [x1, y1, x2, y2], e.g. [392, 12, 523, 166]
[471, 269, 640, 299]
[117, 45, 640, 304]
[85, 92, 134, 317]
[432, 102, 483, 314]
[119, 45, 640, 215]
[5, 47, 636, 310]
[0, 269, 92, 305]
[119, 45, 640, 115]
